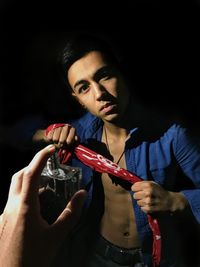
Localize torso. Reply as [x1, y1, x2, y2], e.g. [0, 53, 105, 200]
[99, 129, 141, 248]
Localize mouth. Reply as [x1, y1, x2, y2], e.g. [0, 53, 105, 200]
[100, 102, 117, 114]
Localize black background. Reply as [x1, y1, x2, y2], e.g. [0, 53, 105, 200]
[1, 1, 200, 210]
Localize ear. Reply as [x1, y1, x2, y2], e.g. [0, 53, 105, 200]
[71, 92, 76, 97]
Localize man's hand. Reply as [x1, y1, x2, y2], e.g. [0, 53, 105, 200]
[0, 145, 86, 267]
[46, 124, 79, 148]
[132, 181, 188, 214]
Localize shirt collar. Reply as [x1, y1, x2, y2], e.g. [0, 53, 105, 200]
[81, 112, 139, 141]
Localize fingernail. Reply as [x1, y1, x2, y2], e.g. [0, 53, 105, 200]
[46, 144, 56, 151]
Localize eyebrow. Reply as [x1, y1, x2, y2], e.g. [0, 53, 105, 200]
[93, 66, 113, 81]
[73, 79, 86, 91]
[73, 65, 113, 91]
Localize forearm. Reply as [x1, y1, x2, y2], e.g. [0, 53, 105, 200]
[32, 129, 48, 143]
[168, 191, 189, 213]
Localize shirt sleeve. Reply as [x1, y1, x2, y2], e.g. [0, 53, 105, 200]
[173, 125, 200, 222]
[6, 115, 47, 150]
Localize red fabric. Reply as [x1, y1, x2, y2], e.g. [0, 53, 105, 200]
[46, 123, 161, 267]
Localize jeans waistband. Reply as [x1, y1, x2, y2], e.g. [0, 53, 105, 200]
[95, 235, 143, 266]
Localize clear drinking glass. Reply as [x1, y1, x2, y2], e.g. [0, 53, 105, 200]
[39, 152, 82, 224]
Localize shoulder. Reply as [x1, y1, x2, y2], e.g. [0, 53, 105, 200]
[165, 123, 200, 158]
[165, 123, 197, 142]
[159, 123, 193, 146]
[165, 123, 185, 136]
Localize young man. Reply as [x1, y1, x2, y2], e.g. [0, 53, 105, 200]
[33, 34, 200, 267]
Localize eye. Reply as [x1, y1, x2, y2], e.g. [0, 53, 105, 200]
[99, 71, 112, 81]
[77, 83, 90, 94]
[97, 68, 117, 83]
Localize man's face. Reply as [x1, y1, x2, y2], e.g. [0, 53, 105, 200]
[67, 51, 130, 123]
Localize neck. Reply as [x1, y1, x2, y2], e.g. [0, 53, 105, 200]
[103, 124, 126, 165]
[103, 122, 128, 139]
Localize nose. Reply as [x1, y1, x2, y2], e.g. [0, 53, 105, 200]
[92, 83, 106, 100]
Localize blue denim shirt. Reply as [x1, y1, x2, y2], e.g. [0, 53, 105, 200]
[69, 112, 200, 266]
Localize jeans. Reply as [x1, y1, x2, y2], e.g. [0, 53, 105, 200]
[87, 250, 146, 267]
[86, 235, 146, 267]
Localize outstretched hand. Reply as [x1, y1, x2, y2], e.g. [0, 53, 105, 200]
[0, 144, 86, 267]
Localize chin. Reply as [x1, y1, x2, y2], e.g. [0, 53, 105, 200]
[104, 113, 120, 122]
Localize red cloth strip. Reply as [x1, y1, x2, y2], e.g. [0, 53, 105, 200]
[46, 124, 161, 266]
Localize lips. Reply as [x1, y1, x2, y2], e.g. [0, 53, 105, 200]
[100, 102, 116, 114]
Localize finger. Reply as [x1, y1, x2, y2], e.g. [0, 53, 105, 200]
[132, 181, 155, 192]
[133, 191, 147, 200]
[21, 145, 56, 201]
[131, 182, 144, 191]
[46, 129, 54, 140]
[137, 197, 152, 206]
[66, 127, 76, 145]
[141, 206, 153, 213]
[52, 128, 62, 143]
[141, 203, 159, 213]
[74, 135, 80, 143]
[46, 128, 62, 144]
[59, 125, 71, 145]
[8, 168, 25, 196]
[51, 190, 87, 239]
[4, 168, 25, 211]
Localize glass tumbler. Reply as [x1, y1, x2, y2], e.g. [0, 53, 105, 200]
[39, 152, 82, 224]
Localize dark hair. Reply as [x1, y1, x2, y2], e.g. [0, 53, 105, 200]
[57, 33, 120, 91]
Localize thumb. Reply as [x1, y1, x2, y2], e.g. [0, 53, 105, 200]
[51, 189, 87, 240]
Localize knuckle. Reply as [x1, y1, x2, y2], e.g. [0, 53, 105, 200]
[145, 206, 151, 213]
[146, 197, 152, 205]
[11, 172, 19, 183]
[52, 136, 59, 142]
[23, 167, 34, 178]
[64, 123, 71, 129]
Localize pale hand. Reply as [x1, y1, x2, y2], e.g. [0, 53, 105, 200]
[0, 145, 86, 267]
